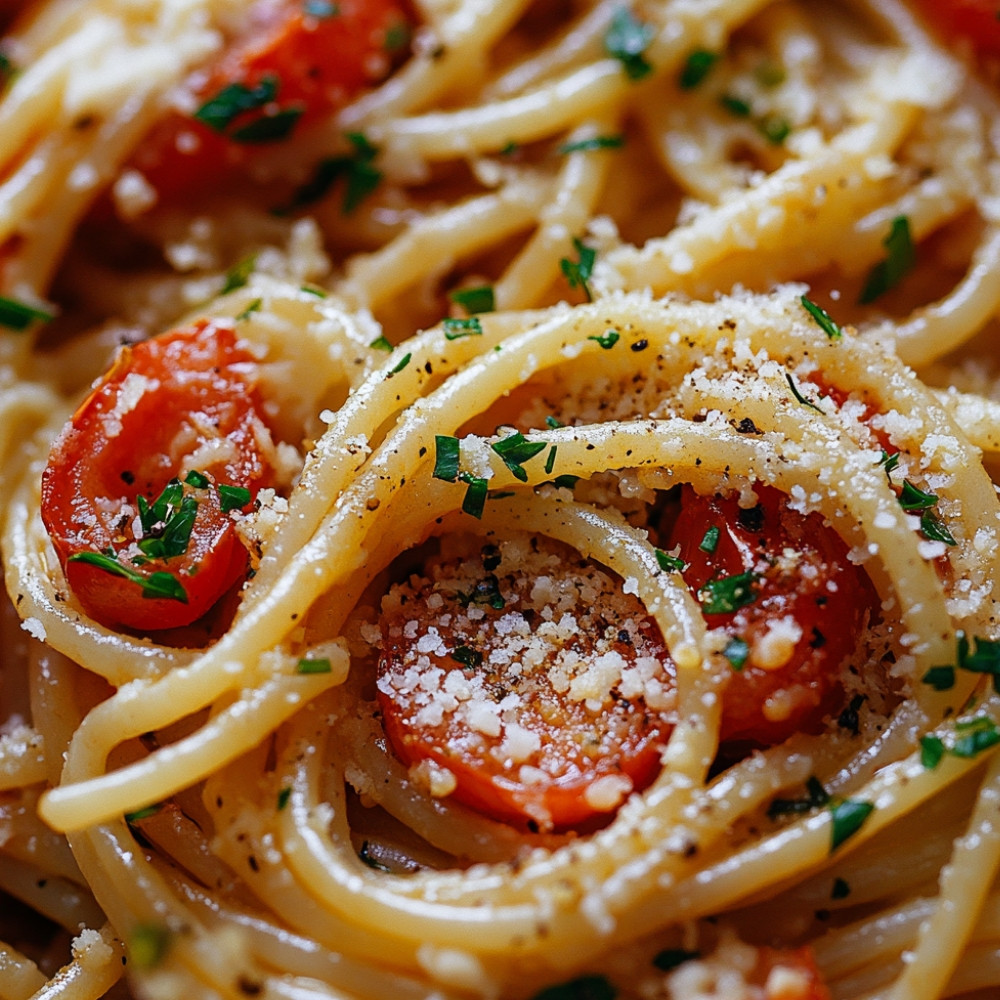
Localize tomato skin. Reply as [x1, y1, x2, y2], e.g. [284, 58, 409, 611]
[911, 0, 1000, 57]
[126, 0, 411, 206]
[376, 542, 676, 832]
[754, 946, 831, 1000]
[668, 485, 876, 747]
[41, 321, 273, 632]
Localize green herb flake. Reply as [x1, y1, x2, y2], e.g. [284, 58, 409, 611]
[277, 786, 292, 810]
[699, 570, 757, 614]
[679, 49, 718, 89]
[460, 474, 489, 519]
[754, 60, 786, 87]
[221, 254, 257, 294]
[451, 644, 483, 669]
[184, 470, 210, 490]
[296, 657, 332, 674]
[552, 474, 580, 490]
[920, 734, 946, 769]
[831, 877, 851, 900]
[530, 974, 617, 1000]
[951, 716, 1000, 759]
[898, 480, 938, 511]
[0, 52, 16, 89]
[801, 296, 843, 340]
[921, 665, 955, 691]
[128, 924, 171, 970]
[655, 548, 684, 572]
[604, 6, 655, 81]
[448, 285, 495, 315]
[218, 484, 252, 513]
[920, 509, 957, 547]
[558, 134, 625, 154]
[859, 215, 916, 304]
[785, 372, 824, 413]
[236, 297, 263, 321]
[194, 77, 278, 133]
[588, 329, 620, 349]
[0, 295, 55, 331]
[767, 775, 831, 819]
[830, 798, 874, 851]
[124, 804, 162, 823]
[370, 334, 393, 351]
[698, 525, 720, 554]
[359, 840, 392, 872]
[560, 237, 596, 302]
[388, 352, 412, 375]
[719, 93, 752, 117]
[544, 445, 558, 476]
[722, 636, 749, 670]
[493, 431, 547, 482]
[433, 436, 460, 482]
[68, 551, 189, 604]
[456, 573, 505, 610]
[443, 316, 483, 340]
[281, 133, 381, 215]
[958, 632, 1000, 686]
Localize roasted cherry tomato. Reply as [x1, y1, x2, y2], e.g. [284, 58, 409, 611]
[377, 539, 676, 832]
[911, 0, 1000, 58]
[668, 484, 878, 747]
[127, 0, 412, 205]
[753, 946, 831, 1000]
[41, 321, 274, 632]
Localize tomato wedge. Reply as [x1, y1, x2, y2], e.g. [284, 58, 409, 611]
[377, 539, 676, 832]
[126, 0, 412, 206]
[41, 321, 274, 632]
[911, 0, 1000, 58]
[668, 484, 877, 747]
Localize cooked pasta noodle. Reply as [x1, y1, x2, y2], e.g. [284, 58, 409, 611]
[2, 1, 1000, 999]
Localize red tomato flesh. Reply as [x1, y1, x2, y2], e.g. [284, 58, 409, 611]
[127, 0, 412, 205]
[669, 484, 877, 747]
[377, 538, 676, 832]
[377, 485, 877, 831]
[911, 0, 1000, 57]
[41, 321, 273, 632]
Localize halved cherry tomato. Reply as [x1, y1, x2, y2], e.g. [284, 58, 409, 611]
[669, 484, 878, 747]
[377, 539, 676, 832]
[910, 0, 1000, 58]
[377, 484, 878, 831]
[126, 0, 412, 206]
[754, 945, 831, 1000]
[41, 321, 274, 632]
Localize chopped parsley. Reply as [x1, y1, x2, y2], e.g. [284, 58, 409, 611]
[655, 548, 684, 572]
[898, 481, 956, 546]
[678, 49, 717, 89]
[443, 316, 483, 340]
[544, 445, 558, 476]
[588, 329, 620, 349]
[136, 480, 198, 562]
[560, 237, 596, 301]
[0, 52, 15, 90]
[830, 798, 875, 851]
[859, 215, 916, 304]
[767, 775, 830, 817]
[451, 644, 483, 669]
[719, 93, 752, 118]
[221, 253, 257, 294]
[69, 551, 188, 603]
[460, 473, 489, 518]
[722, 636, 749, 670]
[388, 352, 411, 374]
[757, 114, 791, 145]
[280, 132, 381, 214]
[124, 804, 162, 823]
[699, 570, 757, 614]
[785, 371, 823, 412]
[492, 431, 547, 482]
[558, 134, 625, 154]
[296, 657, 332, 674]
[194, 75, 303, 144]
[448, 284, 495, 314]
[370, 334, 393, 352]
[800, 297, 843, 340]
[236, 297, 262, 321]
[218, 484, 251, 513]
[0, 295, 54, 331]
[922, 716, 1000, 768]
[604, 7, 655, 81]
[277, 786, 292, 810]
[433, 435, 461, 482]
[456, 573, 505, 610]
[698, 525, 720, 554]
[831, 877, 851, 900]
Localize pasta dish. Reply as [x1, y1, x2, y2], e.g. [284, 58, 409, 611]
[2, 1, 1000, 998]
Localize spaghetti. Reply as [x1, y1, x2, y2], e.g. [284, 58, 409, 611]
[2, 1, 1000, 999]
